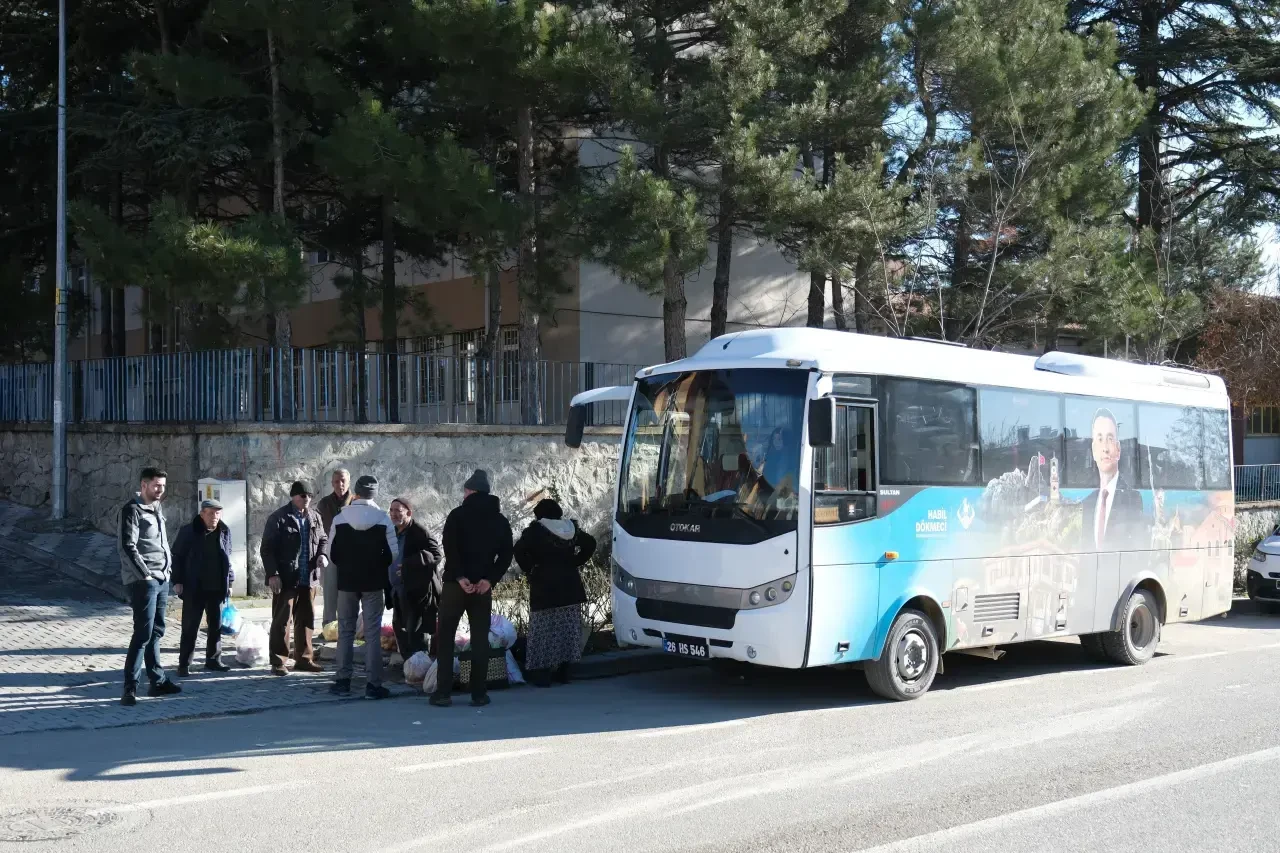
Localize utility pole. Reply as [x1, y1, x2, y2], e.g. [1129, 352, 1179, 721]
[51, 0, 68, 520]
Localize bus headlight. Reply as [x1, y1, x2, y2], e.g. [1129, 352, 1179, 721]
[740, 574, 798, 609]
[612, 557, 639, 596]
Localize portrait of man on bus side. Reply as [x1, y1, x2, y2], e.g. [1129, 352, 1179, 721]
[1077, 406, 1146, 552]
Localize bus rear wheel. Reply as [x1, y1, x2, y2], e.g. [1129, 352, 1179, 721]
[1100, 588, 1160, 666]
[866, 609, 939, 701]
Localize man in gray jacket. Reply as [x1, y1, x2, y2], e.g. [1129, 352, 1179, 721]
[118, 467, 182, 706]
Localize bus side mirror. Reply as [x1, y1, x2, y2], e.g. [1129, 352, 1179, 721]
[565, 405, 587, 448]
[808, 397, 836, 448]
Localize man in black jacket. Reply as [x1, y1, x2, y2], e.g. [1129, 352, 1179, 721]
[173, 499, 234, 676]
[261, 482, 329, 677]
[327, 475, 399, 699]
[431, 469, 513, 708]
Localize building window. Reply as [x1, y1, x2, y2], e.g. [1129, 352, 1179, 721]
[405, 335, 448, 405]
[1247, 406, 1280, 436]
[500, 327, 520, 403]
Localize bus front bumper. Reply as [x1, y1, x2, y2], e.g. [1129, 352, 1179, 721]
[612, 588, 806, 669]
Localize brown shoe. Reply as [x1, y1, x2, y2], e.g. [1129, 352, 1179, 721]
[270, 667, 289, 677]
[293, 660, 324, 673]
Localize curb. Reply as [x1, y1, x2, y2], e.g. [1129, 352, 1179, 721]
[0, 536, 126, 603]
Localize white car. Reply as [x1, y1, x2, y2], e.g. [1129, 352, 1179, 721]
[1246, 524, 1280, 610]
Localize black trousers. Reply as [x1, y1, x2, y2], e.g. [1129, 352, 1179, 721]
[432, 581, 492, 700]
[179, 590, 224, 666]
[393, 590, 432, 658]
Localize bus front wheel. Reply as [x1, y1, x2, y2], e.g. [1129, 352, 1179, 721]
[866, 609, 939, 701]
[1100, 588, 1160, 666]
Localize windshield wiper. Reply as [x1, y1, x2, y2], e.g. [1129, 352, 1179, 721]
[690, 497, 771, 535]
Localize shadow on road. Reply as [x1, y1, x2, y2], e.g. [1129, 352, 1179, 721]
[0, 601, 1275, 783]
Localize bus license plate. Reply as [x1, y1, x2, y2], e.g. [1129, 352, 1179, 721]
[662, 638, 708, 659]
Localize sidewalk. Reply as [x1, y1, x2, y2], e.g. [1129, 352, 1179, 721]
[0, 499, 689, 736]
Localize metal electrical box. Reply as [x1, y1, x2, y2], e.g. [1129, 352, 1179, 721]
[197, 478, 249, 597]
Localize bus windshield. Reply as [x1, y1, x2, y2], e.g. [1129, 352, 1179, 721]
[617, 368, 808, 543]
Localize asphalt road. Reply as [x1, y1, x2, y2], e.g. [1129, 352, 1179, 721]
[1, 606, 1278, 852]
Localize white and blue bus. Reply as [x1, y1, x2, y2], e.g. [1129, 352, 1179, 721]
[566, 329, 1235, 700]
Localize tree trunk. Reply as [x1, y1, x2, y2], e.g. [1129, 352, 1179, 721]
[516, 103, 542, 425]
[154, 1, 171, 55]
[477, 266, 503, 425]
[852, 251, 873, 334]
[1136, 0, 1163, 233]
[350, 253, 369, 424]
[804, 146, 826, 328]
[709, 168, 734, 340]
[99, 173, 121, 359]
[951, 201, 972, 290]
[806, 271, 826, 328]
[267, 27, 293, 420]
[381, 193, 399, 423]
[831, 274, 847, 332]
[652, 134, 686, 361]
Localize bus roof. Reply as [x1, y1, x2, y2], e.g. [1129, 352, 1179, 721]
[638, 328, 1228, 409]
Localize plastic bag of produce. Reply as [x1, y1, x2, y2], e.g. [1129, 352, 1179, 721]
[380, 624, 397, 651]
[234, 622, 268, 667]
[422, 658, 439, 695]
[322, 621, 339, 642]
[489, 613, 517, 649]
[404, 651, 431, 686]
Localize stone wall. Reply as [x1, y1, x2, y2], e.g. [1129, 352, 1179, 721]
[0, 423, 622, 591]
[1236, 503, 1280, 587]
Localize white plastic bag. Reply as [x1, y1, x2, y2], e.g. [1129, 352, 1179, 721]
[505, 650, 524, 684]
[404, 651, 431, 686]
[489, 613, 517, 650]
[234, 622, 268, 667]
[422, 658, 439, 695]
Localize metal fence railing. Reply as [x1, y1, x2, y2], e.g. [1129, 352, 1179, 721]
[0, 349, 642, 427]
[1235, 464, 1280, 504]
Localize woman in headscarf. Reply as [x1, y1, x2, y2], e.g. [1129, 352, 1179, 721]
[513, 498, 597, 687]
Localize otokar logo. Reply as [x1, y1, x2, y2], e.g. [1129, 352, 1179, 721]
[670, 523, 702, 534]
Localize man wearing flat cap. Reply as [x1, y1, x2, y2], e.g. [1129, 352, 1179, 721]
[172, 498, 234, 676]
[261, 481, 329, 676]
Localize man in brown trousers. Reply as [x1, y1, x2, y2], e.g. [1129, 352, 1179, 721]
[261, 481, 328, 676]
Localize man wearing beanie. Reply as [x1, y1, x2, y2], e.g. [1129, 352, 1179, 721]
[326, 474, 400, 699]
[432, 468, 513, 708]
[261, 481, 329, 676]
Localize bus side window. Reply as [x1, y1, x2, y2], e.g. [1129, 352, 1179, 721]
[815, 405, 876, 525]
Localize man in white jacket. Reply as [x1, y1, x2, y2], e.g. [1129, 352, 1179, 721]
[326, 475, 400, 699]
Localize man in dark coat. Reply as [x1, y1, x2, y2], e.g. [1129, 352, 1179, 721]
[172, 499, 234, 676]
[261, 481, 329, 676]
[1079, 408, 1147, 552]
[389, 498, 443, 658]
[431, 469, 514, 708]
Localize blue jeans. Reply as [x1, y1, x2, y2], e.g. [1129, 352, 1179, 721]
[124, 578, 169, 690]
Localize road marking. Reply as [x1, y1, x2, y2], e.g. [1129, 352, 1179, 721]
[947, 640, 1280, 695]
[396, 748, 544, 773]
[87, 783, 286, 816]
[630, 719, 747, 739]
[849, 745, 1280, 852]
